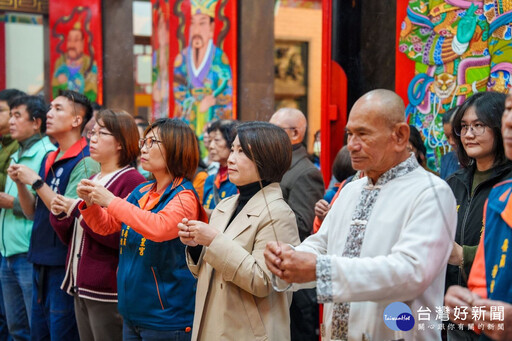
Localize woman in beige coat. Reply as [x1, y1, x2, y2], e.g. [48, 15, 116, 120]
[178, 121, 300, 341]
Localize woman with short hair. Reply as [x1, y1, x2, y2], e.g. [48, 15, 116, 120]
[50, 109, 146, 340]
[202, 119, 238, 213]
[179, 121, 300, 341]
[76, 118, 206, 341]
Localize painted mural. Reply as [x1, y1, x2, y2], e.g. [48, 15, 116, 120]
[49, 0, 102, 103]
[399, 0, 512, 172]
[152, 0, 236, 136]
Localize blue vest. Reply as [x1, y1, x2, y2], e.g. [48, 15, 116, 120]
[117, 179, 196, 331]
[483, 181, 512, 303]
[28, 146, 90, 266]
[202, 173, 237, 209]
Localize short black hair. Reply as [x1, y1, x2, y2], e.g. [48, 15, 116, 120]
[409, 125, 427, 164]
[8, 95, 48, 133]
[91, 101, 103, 112]
[332, 146, 356, 182]
[237, 121, 292, 183]
[57, 90, 93, 132]
[0, 89, 26, 104]
[209, 119, 238, 146]
[442, 106, 458, 125]
[452, 91, 507, 168]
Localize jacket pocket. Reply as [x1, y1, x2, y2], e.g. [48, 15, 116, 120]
[239, 287, 268, 340]
[151, 266, 168, 310]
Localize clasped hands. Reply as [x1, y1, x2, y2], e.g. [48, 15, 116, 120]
[177, 218, 218, 247]
[445, 285, 512, 340]
[76, 179, 115, 208]
[264, 242, 317, 284]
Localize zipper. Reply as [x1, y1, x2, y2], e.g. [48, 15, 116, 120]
[457, 173, 500, 285]
[458, 192, 472, 286]
[1, 180, 15, 256]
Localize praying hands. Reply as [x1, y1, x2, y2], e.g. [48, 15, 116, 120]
[264, 241, 317, 284]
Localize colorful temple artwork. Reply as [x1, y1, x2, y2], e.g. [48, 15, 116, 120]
[49, 0, 102, 103]
[153, 0, 237, 136]
[152, 0, 171, 120]
[399, 0, 512, 172]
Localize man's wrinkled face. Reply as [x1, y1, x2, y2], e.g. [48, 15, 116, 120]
[190, 14, 214, 50]
[66, 29, 84, 61]
[345, 106, 396, 179]
[0, 100, 10, 133]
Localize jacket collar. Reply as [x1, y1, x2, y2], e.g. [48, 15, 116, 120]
[12, 136, 51, 163]
[452, 161, 512, 193]
[290, 145, 308, 169]
[45, 137, 89, 178]
[214, 183, 283, 239]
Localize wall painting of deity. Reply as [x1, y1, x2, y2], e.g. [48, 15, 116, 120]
[152, 0, 237, 137]
[49, 0, 102, 104]
[397, 0, 512, 172]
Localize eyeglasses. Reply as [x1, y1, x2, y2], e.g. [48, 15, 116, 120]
[455, 123, 487, 136]
[281, 127, 296, 131]
[139, 137, 163, 149]
[87, 129, 113, 139]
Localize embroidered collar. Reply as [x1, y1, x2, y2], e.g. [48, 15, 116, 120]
[367, 153, 419, 187]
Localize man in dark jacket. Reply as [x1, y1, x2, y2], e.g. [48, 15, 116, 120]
[270, 107, 324, 341]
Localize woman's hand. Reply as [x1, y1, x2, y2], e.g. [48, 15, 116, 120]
[178, 218, 199, 247]
[178, 218, 218, 247]
[77, 179, 115, 208]
[445, 285, 481, 325]
[77, 180, 94, 206]
[314, 199, 330, 221]
[448, 242, 463, 266]
[51, 194, 75, 216]
[8, 164, 40, 186]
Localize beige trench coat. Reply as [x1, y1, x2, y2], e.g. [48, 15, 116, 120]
[186, 183, 300, 341]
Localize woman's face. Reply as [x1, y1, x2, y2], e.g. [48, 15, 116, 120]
[209, 130, 230, 165]
[227, 136, 260, 186]
[88, 120, 121, 165]
[461, 106, 496, 164]
[140, 128, 167, 174]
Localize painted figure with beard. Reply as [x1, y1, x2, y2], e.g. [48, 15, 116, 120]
[173, 0, 233, 136]
[52, 22, 98, 102]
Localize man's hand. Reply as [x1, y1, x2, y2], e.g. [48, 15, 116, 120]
[448, 242, 463, 266]
[264, 241, 317, 283]
[9, 164, 39, 186]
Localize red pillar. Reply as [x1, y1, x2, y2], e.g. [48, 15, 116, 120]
[0, 14, 6, 90]
[320, 0, 348, 186]
[395, 0, 415, 105]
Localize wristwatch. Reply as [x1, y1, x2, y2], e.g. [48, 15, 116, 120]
[31, 178, 44, 191]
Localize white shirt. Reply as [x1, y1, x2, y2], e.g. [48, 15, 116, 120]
[295, 161, 457, 341]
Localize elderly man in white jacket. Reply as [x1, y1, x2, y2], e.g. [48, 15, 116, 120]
[265, 89, 457, 341]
